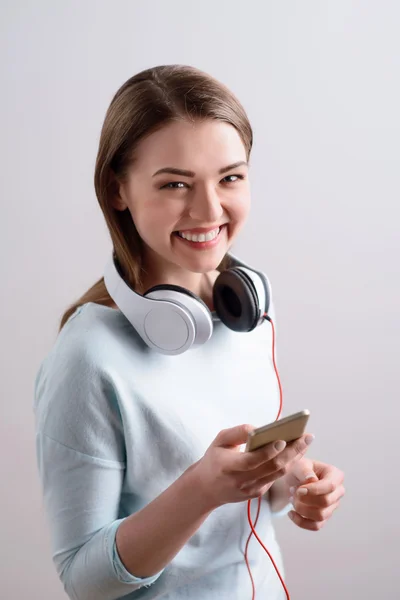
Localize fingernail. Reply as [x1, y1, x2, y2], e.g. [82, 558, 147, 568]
[288, 511, 295, 519]
[274, 440, 287, 451]
[297, 487, 308, 496]
[304, 472, 316, 480]
[305, 434, 315, 445]
[289, 486, 296, 495]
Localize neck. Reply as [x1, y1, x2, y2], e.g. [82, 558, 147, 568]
[138, 254, 220, 311]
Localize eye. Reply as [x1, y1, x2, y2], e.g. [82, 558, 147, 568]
[160, 174, 245, 190]
[221, 174, 245, 184]
[160, 181, 189, 190]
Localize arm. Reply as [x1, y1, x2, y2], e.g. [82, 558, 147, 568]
[36, 431, 213, 600]
[115, 461, 214, 578]
[35, 336, 205, 600]
[35, 433, 147, 600]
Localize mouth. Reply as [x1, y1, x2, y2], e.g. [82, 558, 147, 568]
[172, 224, 226, 249]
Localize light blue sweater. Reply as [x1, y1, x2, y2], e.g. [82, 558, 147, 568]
[34, 300, 288, 600]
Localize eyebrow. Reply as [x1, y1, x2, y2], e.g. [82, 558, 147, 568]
[152, 161, 248, 178]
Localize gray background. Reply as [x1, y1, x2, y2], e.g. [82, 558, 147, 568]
[1, 1, 399, 598]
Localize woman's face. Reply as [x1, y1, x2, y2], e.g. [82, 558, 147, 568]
[114, 118, 251, 278]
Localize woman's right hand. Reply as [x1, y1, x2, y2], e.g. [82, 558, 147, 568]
[193, 424, 314, 509]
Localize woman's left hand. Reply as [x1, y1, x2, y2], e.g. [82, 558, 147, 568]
[285, 458, 345, 531]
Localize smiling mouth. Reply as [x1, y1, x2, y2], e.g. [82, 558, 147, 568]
[172, 224, 226, 247]
[175, 226, 220, 243]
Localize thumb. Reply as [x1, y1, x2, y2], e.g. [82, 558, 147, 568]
[291, 458, 319, 486]
[214, 424, 255, 449]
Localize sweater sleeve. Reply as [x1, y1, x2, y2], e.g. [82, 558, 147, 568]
[34, 329, 164, 600]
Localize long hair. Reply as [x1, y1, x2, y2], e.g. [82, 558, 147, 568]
[60, 65, 253, 329]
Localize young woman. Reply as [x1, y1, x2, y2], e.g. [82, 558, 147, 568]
[34, 65, 345, 600]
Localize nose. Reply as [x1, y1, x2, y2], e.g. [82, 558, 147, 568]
[188, 184, 224, 223]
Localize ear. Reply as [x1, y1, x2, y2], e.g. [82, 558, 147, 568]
[109, 170, 128, 212]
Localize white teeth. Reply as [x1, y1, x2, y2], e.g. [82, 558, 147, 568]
[178, 227, 220, 242]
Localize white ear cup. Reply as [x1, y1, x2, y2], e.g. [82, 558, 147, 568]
[143, 304, 196, 354]
[104, 256, 213, 355]
[145, 289, 213, 349]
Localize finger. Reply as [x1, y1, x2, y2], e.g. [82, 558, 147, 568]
[288, 510, 327, 531]
[239, 433, 314, 473]
[272, 434, 315, 469]
[289, 457, 318, 484]
[297, 468, 344, 497]
[239, 480, 273, 499]
[239, 471, 279, 493]
[238, 439, 287, 471]
[290, 499, 340, 522]
[295, 484, 346, 509]
[240, 457, 315, 493]
[237, 438, 312, 490]
[214, 424, 255, 448]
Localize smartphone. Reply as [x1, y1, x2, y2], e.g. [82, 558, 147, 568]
[245, 409, 310, 452]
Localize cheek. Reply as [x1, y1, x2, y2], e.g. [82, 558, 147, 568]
[129, 204, 175, 244]
[230, 194, 251, 226]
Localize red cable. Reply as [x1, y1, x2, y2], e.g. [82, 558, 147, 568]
[244, 314, 290, 599]
[244, 496, 261, 598]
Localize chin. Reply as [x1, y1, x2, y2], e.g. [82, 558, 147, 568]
[179, 252, 227, 274]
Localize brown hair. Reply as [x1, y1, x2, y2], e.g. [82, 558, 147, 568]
[60, 64, 253, 329]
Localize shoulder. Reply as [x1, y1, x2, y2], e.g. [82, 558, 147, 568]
[44, 302, 145, 373]
[58, 302, 133, 359]
[35, 302, 141, 391]
[33, 303, 137, 457]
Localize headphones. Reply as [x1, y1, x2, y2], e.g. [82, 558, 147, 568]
[104, 253, 271, 355]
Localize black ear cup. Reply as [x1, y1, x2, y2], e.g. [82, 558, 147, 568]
[213, 268, 260, 332]
[144, 284, 210, 312]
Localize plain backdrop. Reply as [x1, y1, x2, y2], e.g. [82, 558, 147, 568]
[1, 1, 399, 598]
